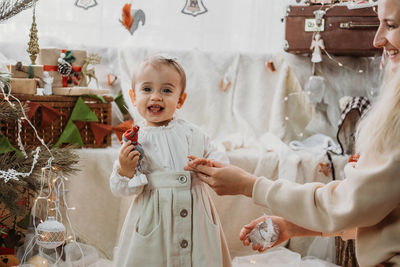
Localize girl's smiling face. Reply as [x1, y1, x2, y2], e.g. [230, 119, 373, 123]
[130, 63, 187, 127]
[374, 0, 400, 69]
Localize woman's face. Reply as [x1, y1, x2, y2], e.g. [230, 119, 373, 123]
[374, 0, 400, 68]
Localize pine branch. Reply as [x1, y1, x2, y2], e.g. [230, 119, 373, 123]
[0, 0, 37, 22]
[0, 101, 26, 120]
[0, 147, 80, 215]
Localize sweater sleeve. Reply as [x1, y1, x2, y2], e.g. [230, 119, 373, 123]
[252, 153, 400, 233]
[109, 160, 148, 197]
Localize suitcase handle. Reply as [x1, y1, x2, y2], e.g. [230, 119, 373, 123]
[339, 21, 379, 29]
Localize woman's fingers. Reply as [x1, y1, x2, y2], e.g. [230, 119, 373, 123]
[197, 173, 213, 186]
[193, 163, 215, 176]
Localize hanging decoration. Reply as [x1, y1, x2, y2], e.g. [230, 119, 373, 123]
[54, 97, 112, 148]
[113, 119, 134, 142]
[24, 102, 68, 129]
[36, 216, 66, 249]
[181, 0, 207, 17]
[310, 32, 325, 63]
[265, 59, 276, 72]
[120, 3, 146, 35]
[219, 57, 239, 92]
[26, 0, 39, 65]
[219, 72, 231, 92]
[74, 0, 98, 10]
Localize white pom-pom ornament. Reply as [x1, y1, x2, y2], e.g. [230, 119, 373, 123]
[36, 216, 66, 249]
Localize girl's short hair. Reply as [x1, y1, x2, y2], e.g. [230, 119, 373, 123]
[134, 55, 186, 93]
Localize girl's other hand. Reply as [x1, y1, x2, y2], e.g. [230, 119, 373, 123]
[118, 141, 140, 178]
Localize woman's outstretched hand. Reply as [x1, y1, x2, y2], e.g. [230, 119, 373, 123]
[240, 215, 327, 252]
[184, 155, 257, 197]
[239, 215, 295, 252]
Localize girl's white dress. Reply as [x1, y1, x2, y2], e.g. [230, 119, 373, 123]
[110, 118, 232, 267]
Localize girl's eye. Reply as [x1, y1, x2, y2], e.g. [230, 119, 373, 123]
[162, 88, 172, 93]
[143, 87, 151, 92]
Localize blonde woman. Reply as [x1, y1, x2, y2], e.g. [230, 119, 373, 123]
[185, 0, 400, 266]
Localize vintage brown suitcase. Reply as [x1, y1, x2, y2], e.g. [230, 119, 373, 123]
[284, 5, 381, 56]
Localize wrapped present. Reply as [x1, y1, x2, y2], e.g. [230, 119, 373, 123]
[37, 48, 87, 88]
[7, 78, 38, 95]
[8, 63, 44, 87]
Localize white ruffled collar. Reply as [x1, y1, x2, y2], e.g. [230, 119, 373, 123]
[139, 117, 179, 132]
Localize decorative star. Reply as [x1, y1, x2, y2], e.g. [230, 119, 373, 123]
[318, 162, 331, 177]
[75, 0, 98, 10]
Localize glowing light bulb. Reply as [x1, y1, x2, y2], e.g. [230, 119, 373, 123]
[338, 62, 343, 67]
[285, 116, 289, 121]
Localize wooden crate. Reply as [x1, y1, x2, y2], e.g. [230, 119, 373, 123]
[0, 94, 113, 148]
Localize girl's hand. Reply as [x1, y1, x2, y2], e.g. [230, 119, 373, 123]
[118, 141, 141, 178]
[186, 156, 212, 168]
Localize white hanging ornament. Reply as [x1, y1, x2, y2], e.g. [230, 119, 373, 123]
[182, 0, 207, 17]
[310, 32, 325, 63]
[219, 72, 231, 92]
[75, 0, 98, 10]
[36, 216, 66, 249]
[304, 75, 326, 104]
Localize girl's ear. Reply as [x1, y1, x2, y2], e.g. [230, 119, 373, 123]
[177, 92, 187, 109]
[129, 89, 136, 106]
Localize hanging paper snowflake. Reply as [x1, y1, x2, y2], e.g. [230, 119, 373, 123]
[181, 0, 207, 17]
[75, 0, 98, 10]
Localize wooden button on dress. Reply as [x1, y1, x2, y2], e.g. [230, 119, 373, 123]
[180, 239, 188, 248]
[178, 175, 187, 184]
[180, 209, 188, 217]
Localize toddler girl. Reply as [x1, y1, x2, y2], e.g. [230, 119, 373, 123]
[110, 56, 231, 267]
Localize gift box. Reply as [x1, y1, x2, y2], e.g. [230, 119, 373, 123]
[9, 64, 44, 87]
[37, 48, 87, 88]
[0, 94, 113, 148]
[7, 78, 38, 95]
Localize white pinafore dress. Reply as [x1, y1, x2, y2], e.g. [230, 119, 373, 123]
[110, 119, 231, 267]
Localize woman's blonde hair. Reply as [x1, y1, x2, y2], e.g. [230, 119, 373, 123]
[356, 65, 400, 156]
[132, 55, 186, 93]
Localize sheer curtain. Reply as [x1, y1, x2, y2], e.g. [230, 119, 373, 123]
[0, 0, 294, 53]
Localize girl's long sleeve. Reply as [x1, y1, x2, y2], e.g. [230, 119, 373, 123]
[109, 160, 148, 197]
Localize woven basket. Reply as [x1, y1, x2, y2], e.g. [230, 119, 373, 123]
[0, 94, 113, 148]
